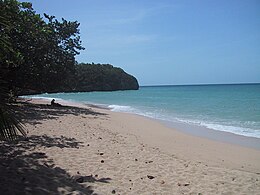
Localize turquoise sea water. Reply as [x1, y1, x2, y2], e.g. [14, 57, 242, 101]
[25, 84, 260, 138]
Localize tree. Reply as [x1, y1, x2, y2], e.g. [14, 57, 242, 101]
[0, 0, 84, 140]
[74, 63, 139, 92]
[1, 0, 84, 94]
[0, 80, 26, 140]
[0, 0, 26, 140]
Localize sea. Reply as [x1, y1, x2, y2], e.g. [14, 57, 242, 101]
[24, 84, 260, 139]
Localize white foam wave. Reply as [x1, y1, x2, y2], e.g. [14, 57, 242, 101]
[20, 96, 63, 101]
[108, 106, 260, 138]
[201, 123, 260, 138]
[108, 105, 135, 112]
[21, 96, 260, 139]
[174, 118, 260, 138]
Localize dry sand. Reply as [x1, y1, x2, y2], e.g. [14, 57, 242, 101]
[0, 99, 260, 195]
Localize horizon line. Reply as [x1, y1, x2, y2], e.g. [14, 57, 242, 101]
[140, 82, 260, 87]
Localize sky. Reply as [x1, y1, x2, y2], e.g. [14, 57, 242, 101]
[28, 0, 260, 86]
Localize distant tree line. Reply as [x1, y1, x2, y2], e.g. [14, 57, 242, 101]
[74, 63, 139, 92]
[1, 0, 84, 95]
[0, 0, 138, 140]
[1, 0, 139, 96]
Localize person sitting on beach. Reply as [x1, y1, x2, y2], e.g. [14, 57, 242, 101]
[51, 99, 62, 107]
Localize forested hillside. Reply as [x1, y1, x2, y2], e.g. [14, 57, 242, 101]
[0, 0, 139, 96]
[74, 63, 139, 92]
[0, 0, 138, 140]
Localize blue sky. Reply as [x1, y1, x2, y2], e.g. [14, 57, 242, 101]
[28, 0, 260, 86]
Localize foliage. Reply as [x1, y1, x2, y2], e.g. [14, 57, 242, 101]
[1, 0, 138, 95]
[0, 1, 27, 140]
[0, 0, 84, 140]
[0, 0, 139, 140]
[74, 63, 139, 92]
[0, 0, 84, 94]
[0, 80, 26, 140]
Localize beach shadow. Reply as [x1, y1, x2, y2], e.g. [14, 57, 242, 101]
[18, 134, 84, 149]
[73, 175, 111, 184]
[12, 101, 107, 125]
[0, 135, 111, 195]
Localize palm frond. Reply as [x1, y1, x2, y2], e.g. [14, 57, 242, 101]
[0, 2, 26, 141]
[0, 107, 26, 140]
[0, 80, 26, 141]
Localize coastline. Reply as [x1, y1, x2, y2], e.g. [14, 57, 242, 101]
[162, 119, 260, 150]
[32, 97, 260, 150]
[27, 97, 260, 161]
[1, 98, 259, 194]
[24, 98, 260, 172]
[101, 108, 260, 172]
[23, 90, 260, 141]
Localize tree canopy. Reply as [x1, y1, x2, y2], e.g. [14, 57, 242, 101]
[0, 0, 85, 140]
[74, 63, 139, 92]
[0, 0, 139, 95]
[0, 0, 84, 94]
[0, 0, 139, 140]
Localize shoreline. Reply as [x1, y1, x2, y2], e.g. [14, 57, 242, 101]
[25, 98, 260, 171]
[25, 97, 260, 150]
[102, 109, 260, 172]
[114, 110, 260, 151]
[162, 119, 260, 150]
[2, 98, 259, 194]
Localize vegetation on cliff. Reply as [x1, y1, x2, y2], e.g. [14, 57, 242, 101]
[1, 0, 84, 95]
[1, 0, 138, 95]
[74, 63, 139, 92]
[0, 0, 138, 140]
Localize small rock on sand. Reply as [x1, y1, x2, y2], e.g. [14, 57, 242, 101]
[147, 175, 155, 179]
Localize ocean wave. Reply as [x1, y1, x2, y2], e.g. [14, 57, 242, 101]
[20, 96, 63, 101]
[174, 118, 260, 138]
[108, 106, 260, 138]
[21, 95, 260, 139]
[108, 105, 135, 112]
[201, 122, 260, 138]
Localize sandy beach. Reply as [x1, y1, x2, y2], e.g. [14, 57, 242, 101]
[0, 99, 260, 195]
